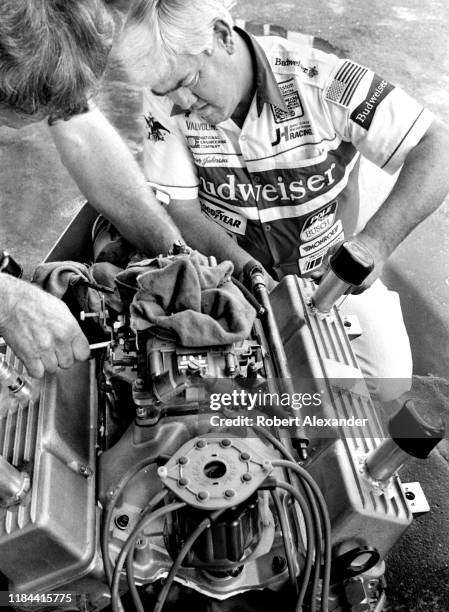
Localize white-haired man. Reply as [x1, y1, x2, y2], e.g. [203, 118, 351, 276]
[119, 0, 449, 401]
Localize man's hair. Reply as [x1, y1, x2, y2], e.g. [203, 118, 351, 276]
[0, 0, 114, 121]
[121, 0, 235, 83]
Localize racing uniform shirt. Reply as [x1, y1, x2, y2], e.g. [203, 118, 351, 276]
[142, 28, 433, 278]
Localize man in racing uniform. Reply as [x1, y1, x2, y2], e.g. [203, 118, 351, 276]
[119, 0, 449, 401]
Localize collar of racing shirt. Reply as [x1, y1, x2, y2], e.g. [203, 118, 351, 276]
[170, 26, 288, 119]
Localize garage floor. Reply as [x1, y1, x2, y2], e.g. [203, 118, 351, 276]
[0, 1, 448, 610]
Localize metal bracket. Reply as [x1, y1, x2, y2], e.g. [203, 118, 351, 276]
[400, 481, 430, 514]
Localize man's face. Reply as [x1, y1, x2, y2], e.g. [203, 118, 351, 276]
[0, 106, 45, 129]
[151, 41, 240, 125]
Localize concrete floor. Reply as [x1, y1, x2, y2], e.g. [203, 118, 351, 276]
[0, 0, 449, 610]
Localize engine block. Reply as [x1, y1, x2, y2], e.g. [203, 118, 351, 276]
[0, 269, 423, 612]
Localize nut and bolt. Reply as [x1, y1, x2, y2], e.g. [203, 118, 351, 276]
[79, 465, 93, 478]
[115, 514, 129, 530]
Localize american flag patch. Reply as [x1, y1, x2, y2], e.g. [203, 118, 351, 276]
[325, 61, 368, 107]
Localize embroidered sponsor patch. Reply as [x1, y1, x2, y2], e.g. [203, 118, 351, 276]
[273, 56, 319, 78]
[186, 133, 227, 150]
[272, 78, 305, 123]
[299, 220, 343, 256]
[350, 74, 394, 130]
[298, 230, 344, 274]
[325, 61, 368, 107]
[200, 200, 247, 236]
[193, 154, 232, 167]
[144, 113, 170, 142]
[300, 201, 338, 242]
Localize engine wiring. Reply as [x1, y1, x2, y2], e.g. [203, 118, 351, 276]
[253, 426, 332, 612]
[152, 507, 228, 612]
[101, 457, 162, 585]
[270, 490, 299, 593]
[104, 426, 331, 612]
[111, 501, 187, 612]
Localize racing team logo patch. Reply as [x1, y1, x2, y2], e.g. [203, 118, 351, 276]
[300, 201, 338, 242]
[272, 78, 305, 123]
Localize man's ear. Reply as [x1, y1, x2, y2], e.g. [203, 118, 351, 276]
[213, 19, 234, 54]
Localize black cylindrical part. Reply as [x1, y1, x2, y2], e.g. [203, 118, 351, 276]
[389, 399, 445, 459]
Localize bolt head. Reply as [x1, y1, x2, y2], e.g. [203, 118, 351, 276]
[242, 473, 252, 482]
[197, 491, 209, 501]
[158, 466, 168, 479]
[178, 456, 189, 465]
[220, 439, 232, 448]
[240, 452, 250, 461]
[224, 489, 235, 498]
[196, 439, 207, 449]
[115, 514, 129, 530]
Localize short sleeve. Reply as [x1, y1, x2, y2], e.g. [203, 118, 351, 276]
[322, 59, 434, 174]
[142, 89, 199, 200]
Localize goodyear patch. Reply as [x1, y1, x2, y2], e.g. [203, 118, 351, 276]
[200, 200, 247, 236]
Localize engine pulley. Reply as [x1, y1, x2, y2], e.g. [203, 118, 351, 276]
[157, 435, 272, 510]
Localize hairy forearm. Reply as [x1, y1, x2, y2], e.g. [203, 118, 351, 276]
[356, 119, 449, 266]
[50, 107, 182, 256]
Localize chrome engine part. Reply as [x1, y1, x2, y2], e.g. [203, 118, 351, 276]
[0, 250, 439, 612]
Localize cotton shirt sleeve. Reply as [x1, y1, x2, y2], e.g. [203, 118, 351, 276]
[322, 59, 434, 174]
[142, 88, 199, 200]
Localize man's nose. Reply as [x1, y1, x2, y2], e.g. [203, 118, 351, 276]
[169, 87, 197, 110]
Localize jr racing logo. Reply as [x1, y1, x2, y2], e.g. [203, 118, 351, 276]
[271, 124, 313, 146]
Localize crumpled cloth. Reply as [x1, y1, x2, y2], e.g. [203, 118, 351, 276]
[32, 260, 124, 313]
[117, 251, 256, 346]
[32, 252, 256, 347]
